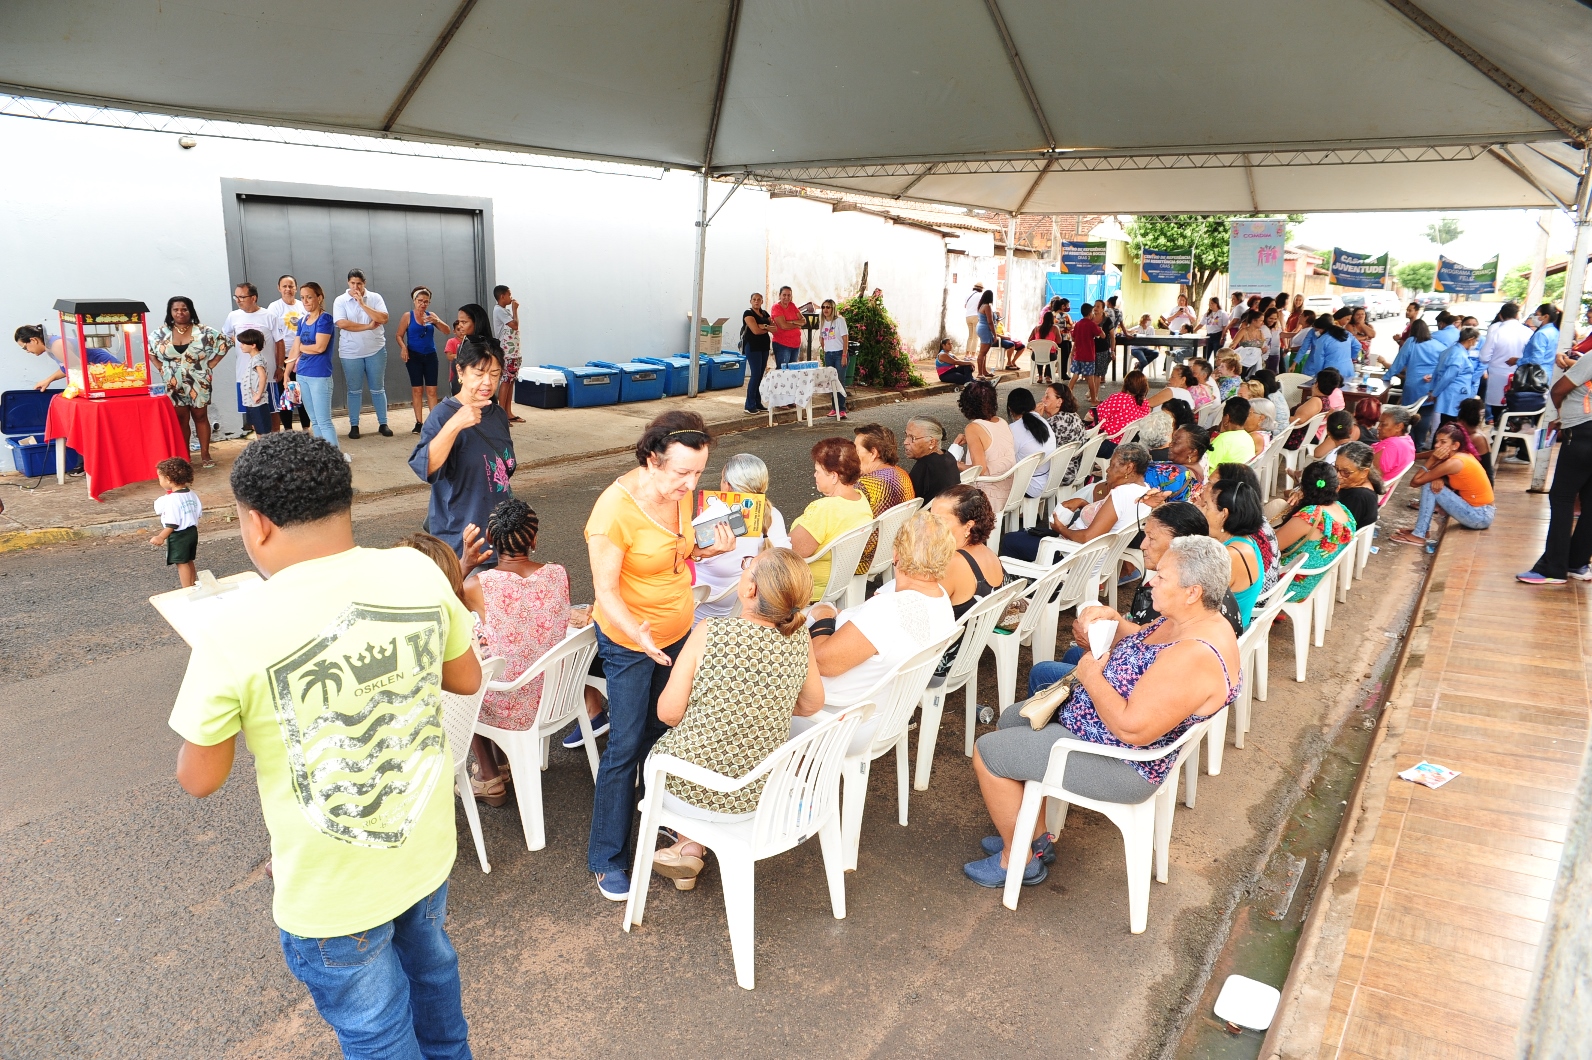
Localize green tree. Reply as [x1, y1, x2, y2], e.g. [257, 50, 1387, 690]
[1424, 217, 1463, 249]
[1500, 261, 1566, 302]
[1395, 260, 1436, 294]
[1126, 214, 1302, 308]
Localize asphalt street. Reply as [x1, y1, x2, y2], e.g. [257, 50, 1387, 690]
[0, 386, 1424, 1059]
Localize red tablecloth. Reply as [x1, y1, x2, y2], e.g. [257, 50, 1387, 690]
[45, 394, 185, 500]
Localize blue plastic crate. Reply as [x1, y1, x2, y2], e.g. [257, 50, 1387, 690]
[544, 364, 620, 408]
[588, 360, 666, 403]
[704, 353, 747, 390]
[635, 355, 709, 397]
[3, 389, 82, 475]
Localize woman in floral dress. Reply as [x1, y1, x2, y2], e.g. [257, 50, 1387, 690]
[1274, 460, 1356, 602]
[150, 295, 227, 467]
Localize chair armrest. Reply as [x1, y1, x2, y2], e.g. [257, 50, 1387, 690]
[643, 753, 772, 794]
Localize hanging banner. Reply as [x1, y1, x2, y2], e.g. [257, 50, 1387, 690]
[1057, 241, 1107, 275]
[1328, 247, 1390, 289]
[1434, 254, 1499, 296]
[1227, 219, 1285, 293]
[1139, 247, 1193, 284]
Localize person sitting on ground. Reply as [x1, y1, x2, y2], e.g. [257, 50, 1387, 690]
[1146, 363, 1197, 412]
[1455, 397, 1494, 482]
[1214, 351, 1244, 401]
[1001, 444, 1152, 562]
[1390, 424, 1495, 548]
[453, 499, 571, 805]
[1333, 442, 1383, 528]
[1274, 461, 1356, 601]
[903, 416, 961, 502]
[1371, 405, 1417, 483]
[694, 453, 792, 621]
[1213, 462, 1281, 593]
[808, 511, 959, 706]
[853, 422, 916, 514]
[1090, 370, 1152, 454]
[968, 536, 1242, 887]
[790, 437, 875, 602]
[1145, 422, 1210, 503]
[935, 338, 976, 387]
[645, 548, 826, 890]
[953, 380, 1017, 513]
[1006, 388, 1056, 498]
[1207, 396, 1259, 468]
[1196, 473, 1265, 627]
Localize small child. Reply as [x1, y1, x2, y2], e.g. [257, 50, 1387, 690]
[237, 328, 274, 437]
[151, 457, 202, 588]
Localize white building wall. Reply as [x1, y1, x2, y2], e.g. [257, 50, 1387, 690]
[0, 116, 772, 467]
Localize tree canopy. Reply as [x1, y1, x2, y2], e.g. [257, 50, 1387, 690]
[1395, 260, 1436, 294]
[1500, 261, 1566, 303]
[1126, 214, 1302, 307]
[1424, 217, 1463, 249]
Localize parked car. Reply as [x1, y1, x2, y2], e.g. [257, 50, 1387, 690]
[1366, 290, 1403, 319]
[1418, 293, 1451, 309]
[1303, 295, 1341, 315]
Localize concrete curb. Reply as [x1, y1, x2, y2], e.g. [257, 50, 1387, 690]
[0, 380, 960, 553]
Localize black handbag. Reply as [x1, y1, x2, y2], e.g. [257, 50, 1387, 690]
[1512, 363, 1549, 394]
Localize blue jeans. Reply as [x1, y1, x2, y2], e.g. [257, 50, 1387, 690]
[772, 342, 800, 368]
[824, 350, 848, 411]
[588, 623, 686, 875]
[744, 342, 769, 411]
[343, 348, 390, 429]
[298, 374, 340, 448]
[1026, 647, 1083, 698]
[279, 883, 469, 1060]
[1412, 403, 1438, 452]
[1412, 482, 1495, 537]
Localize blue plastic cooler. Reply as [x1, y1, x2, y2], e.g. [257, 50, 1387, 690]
[635, 355, 710, 397]
[588, 361, 666, 403]
[704, 352, 747, 390]
[545, 364, 620, 407]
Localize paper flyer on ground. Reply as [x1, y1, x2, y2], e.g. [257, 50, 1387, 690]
[1397, 761, 1460, 789]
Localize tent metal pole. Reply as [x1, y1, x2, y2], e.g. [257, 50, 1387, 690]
[1002, 216, 1016, 345]
[689, 171, 710, 397]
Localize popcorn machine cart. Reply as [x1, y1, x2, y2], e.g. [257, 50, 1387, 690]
[53, 298, 153, 398]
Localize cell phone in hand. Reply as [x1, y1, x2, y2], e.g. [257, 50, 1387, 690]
[693, 509, 747, 548]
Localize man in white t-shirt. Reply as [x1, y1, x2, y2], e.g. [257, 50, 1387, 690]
[266, 274, 311, 431]
[221, 281, 286, 434]
[964, 284, 985, 356]
[332, 269, 392, 438]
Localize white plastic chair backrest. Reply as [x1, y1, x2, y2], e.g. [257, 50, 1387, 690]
[1044, 536, 1117, 612]
[853, 638, 958, 757]
[443, 656, 506, 768]
[978, 449, 1043, 508]
[485, 623, 599, 734]
[1197, 401, 1223, 429]
[1028, 339, 1057, 364]
[959, 464, 982, 484]
[1292, 412, 1328, 456]
[1399, 395, 1426, 414]
[1376, 462, 1414, 508]
[1011, 555, 1075, 641]
[1116, 420, 1143, 448]
[1040, 721, 1207, 798]
[942, 579, 1027, 688]
[1276, 373, 1308, 409]
[1067, 433, 1108, 485]
[806, 519, 876, 606]
[1041, 442, 1082, 500]
[692, 583, 711, 606]
[1242, 590, 1291, 650]
[749, 706, 863, 856]
[1095, 524, 1142, 598]
[866, 497, 924, 579]
[1255, 555, 1308, 607]
[1497, 405, 1549, 437]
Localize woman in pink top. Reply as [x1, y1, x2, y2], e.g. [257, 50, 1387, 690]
[954, 380, 1017, 512]
[1371, 405, 1417, 483]
[463, 498, 571, 803]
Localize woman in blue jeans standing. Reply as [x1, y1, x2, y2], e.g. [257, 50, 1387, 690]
[819, 299, 849, 419]
[286, 282, 340, 452]
[583, 411, 735, 900]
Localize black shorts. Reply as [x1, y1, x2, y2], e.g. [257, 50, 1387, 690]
[405, 351, 439, 387]
[165, 525, 198, 565]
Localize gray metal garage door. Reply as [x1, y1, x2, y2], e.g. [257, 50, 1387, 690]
[234, 194, 487, 412]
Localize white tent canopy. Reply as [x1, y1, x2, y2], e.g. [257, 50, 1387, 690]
[4, 0, 1589, 213]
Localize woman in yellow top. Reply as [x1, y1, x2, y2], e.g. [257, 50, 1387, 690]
[584, 410, 734, 900]
[1390, 423, 1495, 548]
[790, 437, 875, 602]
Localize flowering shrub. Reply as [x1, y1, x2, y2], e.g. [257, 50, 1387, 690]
[837, 294, 923, 389]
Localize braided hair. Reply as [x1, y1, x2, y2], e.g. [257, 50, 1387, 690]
[485, 497, 539, 557]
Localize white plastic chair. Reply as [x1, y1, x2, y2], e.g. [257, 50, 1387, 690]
[1278, 548, 1351, 682]
[858, 497, 924, 592]
[693, 580, 740, 621]
[976, 450, 1045, 551]
[1490, 406, 1551, 481]
[804, 519, 876, 610]
[474, 625, 602, 852]
[912, 579, 1028, 790]
[1246, 556, 1308, 712]
[1275, 372, 1308, 410]
[1016, 523, 1141, 610]
[959, 464, 982, 484]
[1027, 339, 1058, 384]
[834, 638, 955, 870]
[1282, 411, 1329, 483]
[1196, 400, 1223, 429]
[692, 583, 711, 606]
[443, 656, 507, 873]
[999, 719, 1213, 932]
[623, 705, 863, 990]
[1067, 432, 1108, 488]
[987, 545, 1102, 711]
[1248, 439, 1282, 503]
[1023, 441, 1083, 528]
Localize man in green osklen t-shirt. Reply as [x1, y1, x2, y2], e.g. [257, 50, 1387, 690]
[169, 431, 482, 1059]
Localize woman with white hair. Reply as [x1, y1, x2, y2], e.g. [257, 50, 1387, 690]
[965, 536, 1241, 887]
[692, 453, 791, 620]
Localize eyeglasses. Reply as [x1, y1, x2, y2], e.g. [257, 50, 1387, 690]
[740, 554, 757, 570]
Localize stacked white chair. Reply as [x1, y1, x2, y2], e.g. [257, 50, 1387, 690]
[854, 498, 923, 602]
[834, 638, 956, 870]
[988, 540, 1114, 711]
[624, 706, 863, 990]
[442, 656, 507, 873]
[912, 579, 1028, 790]
[803, 519, 876, 610]
[474, 625, 601, 852]
[977, 450, 1045, 551]
[999, 720, 1214, 932]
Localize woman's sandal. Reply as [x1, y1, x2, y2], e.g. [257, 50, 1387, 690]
[1389, 530, 1427, 546]
[471, 774, 509, 807]
[652, 844, 706, 890]
[509, 415, 526, 423]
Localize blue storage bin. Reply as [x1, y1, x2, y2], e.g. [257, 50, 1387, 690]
[635, 356, 709, 397]
[704, 353, 746, 390]
[544, 364, 620, 408]
[3, 389, 82, 476]
[588, 360, 666, 403]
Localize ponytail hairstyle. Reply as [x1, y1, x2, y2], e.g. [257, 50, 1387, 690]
[937, 483, 996, 546]
[485, 497, 539, 557]
[1290, 460, 1340, 520]
[1175, 423, 1212, 459]
[14, 324, 47, 345]
[1325, 410, 1355, 441]
[1536, 303, 1563, 328]
[1315, 367, 1343, 397]
[745, 548, 813, 636]
[1162, 397, 1194, 429]
[1006, 387, 1051, 444]
[1208, 474, 1264, 536]
[1312, 314, 1350, 343]
[1123, 370, 1150, 404]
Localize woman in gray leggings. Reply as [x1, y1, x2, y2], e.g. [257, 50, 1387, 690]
[963, 536, 1243, 888]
